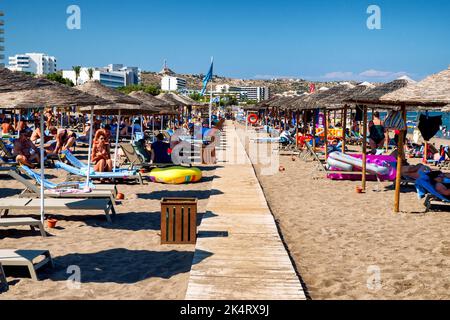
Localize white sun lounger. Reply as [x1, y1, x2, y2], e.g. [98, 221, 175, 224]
[6, 168, 116, 204]
[0, 217, 46, 237]
[0, 198, 116, 223]
[0, 249, 53, 281]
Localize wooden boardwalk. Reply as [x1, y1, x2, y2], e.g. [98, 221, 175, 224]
[185, 122, 306, 300]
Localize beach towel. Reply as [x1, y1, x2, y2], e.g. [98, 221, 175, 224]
[384, 111, 407, 130]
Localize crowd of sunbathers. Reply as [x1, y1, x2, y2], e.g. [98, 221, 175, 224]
[1, 109, 224, 172]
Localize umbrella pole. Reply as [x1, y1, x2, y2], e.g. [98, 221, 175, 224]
[295, 111, 299, 149]
[312, 110, 317, 150]
[161, 115, 164, 132]
[131, 116, 135, 140]
[39, 108, 45, 224]
[85, 106, 94, 190]
[324, 109, 328, 160]
[362, 106, 368, 191]
[394, 105, 406, 213]
[152, 116, 155, 142]
[342, 106, 347, 153]
[113, 110, 121, 171]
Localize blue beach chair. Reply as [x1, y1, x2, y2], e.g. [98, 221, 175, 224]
[415, 173, 450, 212]
[55, 161, 143, 185]
[61, 150, 130, 173]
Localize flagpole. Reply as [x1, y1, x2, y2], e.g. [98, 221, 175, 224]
[209, 56, 213, 128]
[209, 82, 212, 128]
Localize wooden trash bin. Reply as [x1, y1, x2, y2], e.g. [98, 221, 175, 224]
[161, 198, 198, 244]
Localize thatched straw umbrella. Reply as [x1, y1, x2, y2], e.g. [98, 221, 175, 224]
[128, 91, 175, 114]
[129, 91, 181, 139]
[318, 82, 376, 152]
[75, 81, 145, 171]
[0, 69, 111, 224]
[156, 93, 191, 129]
[344, 78, 417, 211]
[380, 67, 450, 106]
[376, 68, 450, 213]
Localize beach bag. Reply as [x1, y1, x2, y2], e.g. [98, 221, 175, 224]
[384, 111, 406, 130]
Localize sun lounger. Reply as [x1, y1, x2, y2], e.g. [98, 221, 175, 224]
[0, 249, 53, 281]
[120, 142, 153, 170]
[0, 140, 17, 166]
[415, 174, 450, 212]
[55, 161, 143, 185]
[61, 150, 131, 173]
[13, 165, 117, 200]
[0, 217, 46, 237]
[0, 197, 116, 223]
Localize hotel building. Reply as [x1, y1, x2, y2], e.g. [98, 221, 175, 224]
[8, 53, 57, 75]
[62, 64, 141, 88]
[161, 75, 187, 92]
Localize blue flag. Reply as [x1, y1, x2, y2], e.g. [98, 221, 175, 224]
[200, 60, 213, 96]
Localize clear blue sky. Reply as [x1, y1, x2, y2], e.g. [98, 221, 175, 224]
[2, 0, 449, 82]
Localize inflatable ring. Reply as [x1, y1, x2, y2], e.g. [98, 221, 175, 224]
[247, 113, 259, 125]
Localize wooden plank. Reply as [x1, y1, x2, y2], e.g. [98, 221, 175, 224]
[185, 123, 305, 300]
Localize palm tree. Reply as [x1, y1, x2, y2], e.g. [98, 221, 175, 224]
[72, 66, 81, 85]
[87, 68, 94, 80]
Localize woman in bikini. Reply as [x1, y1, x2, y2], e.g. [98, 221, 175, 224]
[92, 132, 113, 172]
[368, 111, 386, 151]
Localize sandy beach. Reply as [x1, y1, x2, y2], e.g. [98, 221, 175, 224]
[241, 126, 450, 300]
[0, 147, 217, 300]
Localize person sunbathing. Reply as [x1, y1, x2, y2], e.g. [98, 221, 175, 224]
[13, 130, 40, 168]
[30, 121, 53, 145]
[92, 133, 113, 172]
[401, 163, 431, 180]
[49, 127, 77, 154]
[15, 118, 29, 133]
[427, 171, 450, 198]
[151, 133, 172, 164]
[76, 121, 93, 143]
[1, 118, 14, 135]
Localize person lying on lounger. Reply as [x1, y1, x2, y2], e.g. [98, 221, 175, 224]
[427, 171, 450, 198]
[401, 163, 431, 180]
[402, 163, 450, 180]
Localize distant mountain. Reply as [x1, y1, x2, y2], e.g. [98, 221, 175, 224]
[141, 71, 354, 95]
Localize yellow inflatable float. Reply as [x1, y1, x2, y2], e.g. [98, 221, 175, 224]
[148, 166, 202, 184]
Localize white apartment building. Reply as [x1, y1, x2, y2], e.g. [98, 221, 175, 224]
[238, 87, 270, 102]
[8, 53, 57, 75]
[161, 76, 187, 92]
[62, 64, 141, 88]
[211, 85, 270, 102]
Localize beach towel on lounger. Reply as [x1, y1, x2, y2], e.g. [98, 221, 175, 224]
[55, 161, 137, 179]
[61, 150, 130, 173]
